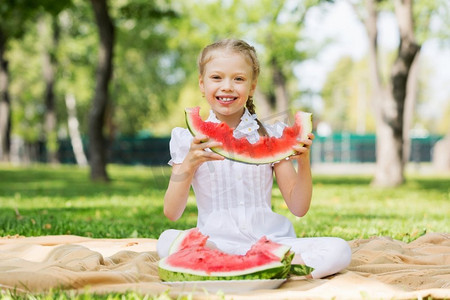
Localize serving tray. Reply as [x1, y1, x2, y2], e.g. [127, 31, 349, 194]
[162, 278, 286, 293]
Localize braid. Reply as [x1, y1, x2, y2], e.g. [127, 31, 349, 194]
[245, 96, 256, 115]
[246, 96, 268, 137]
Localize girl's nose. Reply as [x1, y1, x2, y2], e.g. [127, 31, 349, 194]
[221, 79, 233, 91]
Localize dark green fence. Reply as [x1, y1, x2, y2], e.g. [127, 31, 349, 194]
[312, 133, 442, 163]
[58, 136, 171, 166]
[50, 133, 442, 165]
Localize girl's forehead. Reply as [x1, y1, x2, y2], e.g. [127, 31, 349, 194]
[205, 50, 252, 66]
[212, 49, 245, 58]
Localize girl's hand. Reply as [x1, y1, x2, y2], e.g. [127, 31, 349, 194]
[289, 133, 315, 160]
[185, 134, 224, 169]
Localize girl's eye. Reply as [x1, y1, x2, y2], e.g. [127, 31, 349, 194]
[235, 77, 245, 81]
[211, 75, 221, 80]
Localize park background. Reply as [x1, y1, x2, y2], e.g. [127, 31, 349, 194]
[1, 0, 449, 183]
[0, 0, 449, 226]
[0, 1, 449, 297]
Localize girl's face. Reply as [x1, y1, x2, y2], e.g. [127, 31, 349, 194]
[199, 50, 257, 126]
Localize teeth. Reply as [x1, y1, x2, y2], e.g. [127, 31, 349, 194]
[218, 97, 235, 102]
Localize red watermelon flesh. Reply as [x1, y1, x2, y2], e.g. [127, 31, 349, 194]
[158, 228, 294, 281]
[185, 107, 313, 164]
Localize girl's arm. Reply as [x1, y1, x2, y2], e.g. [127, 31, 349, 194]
[163, 135, 223, 221]
[273, 133, 314, 217]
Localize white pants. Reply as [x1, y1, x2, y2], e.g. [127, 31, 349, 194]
[157, 229, 352, 279]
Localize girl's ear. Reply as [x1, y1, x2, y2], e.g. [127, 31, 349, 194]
[199, 75, 205, 94]
[249, 79, 258, 96]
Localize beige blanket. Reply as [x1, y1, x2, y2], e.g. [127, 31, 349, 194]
[1, 233, 449, 299]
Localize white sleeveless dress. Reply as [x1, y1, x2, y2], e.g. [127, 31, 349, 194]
[157, 109, 351, 278]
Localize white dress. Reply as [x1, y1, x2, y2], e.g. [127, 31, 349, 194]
[158, 109, 351, 279]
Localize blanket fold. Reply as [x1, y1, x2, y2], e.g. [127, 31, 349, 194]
[1, 233, 449, 299]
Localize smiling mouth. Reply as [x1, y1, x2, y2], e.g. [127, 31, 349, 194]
[216, 96, 237, 103]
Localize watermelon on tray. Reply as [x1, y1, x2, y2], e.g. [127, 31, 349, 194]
[158, 228, 313, 282]
[185, 107, 313, 165]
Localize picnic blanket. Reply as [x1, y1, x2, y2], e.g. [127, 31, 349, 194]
[0, 233, 449, 299]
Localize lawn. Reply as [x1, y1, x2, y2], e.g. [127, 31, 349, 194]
[0, 163, 448, 242]
[0, 163, 448, 299]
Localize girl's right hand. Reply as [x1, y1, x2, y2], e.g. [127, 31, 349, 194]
[185, 134, 224, 169]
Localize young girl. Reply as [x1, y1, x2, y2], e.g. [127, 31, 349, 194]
[157, 39, 351, 279]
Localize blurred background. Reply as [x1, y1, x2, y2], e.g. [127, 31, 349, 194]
[0, 0, 449, 185]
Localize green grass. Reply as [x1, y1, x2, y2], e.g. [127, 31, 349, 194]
[275, 174, 449, 242]
[0, 163, 449, 299]
[0, 164, 448, 242]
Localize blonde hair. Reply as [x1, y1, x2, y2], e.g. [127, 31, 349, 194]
[198, 39, 267, 136]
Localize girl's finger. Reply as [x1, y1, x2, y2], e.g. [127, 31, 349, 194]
[292, 146, 307, 154]
[294, 140, 311, 150]
[206, 152, 225, 161]
[203, 141, 223, 149]
[193, 134, 208, 144]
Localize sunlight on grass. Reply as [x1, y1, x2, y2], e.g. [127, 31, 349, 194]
[0, 289, 190, 300]
[0, 163, 448, 299]
[1, 163, 448, 242]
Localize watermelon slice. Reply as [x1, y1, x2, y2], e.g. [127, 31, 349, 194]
[158, 229, 295, 281]
[185, 107, 313, 165]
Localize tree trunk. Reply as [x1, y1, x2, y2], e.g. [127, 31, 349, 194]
[39, 16, 60, 164]
[254, 88, 273, 121]
[364, 0, 420, 187]
[363, 0, 393, 185]
[402, 50, 420, 165]
[272, 60, 290, 123]
[65, 93, 88, 166]
[0, 29, 11, 162]
[88, 0, 114, 181]
[432, 132, 450, 172]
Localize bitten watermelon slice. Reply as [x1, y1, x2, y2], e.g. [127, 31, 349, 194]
[185, 107, 313, 165]
[158, 229, 295, 281]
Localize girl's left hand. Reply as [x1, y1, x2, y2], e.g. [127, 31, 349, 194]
[289, 133, 315, 160]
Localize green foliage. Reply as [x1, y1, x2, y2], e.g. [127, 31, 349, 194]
[9, 28, 45, 143]
[0, 0, 41, 39]
[244, 0, 328, 106]
[413, 0, 449, 44]
[321, 56, 375, 133]
[112, 0, 182, 134]
[4, 0, 449, 146]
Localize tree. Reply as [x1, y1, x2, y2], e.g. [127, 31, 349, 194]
[39, 1, 72, 164]
[0, 1, 42, 162]
[349, 0, 448, 186]
[1, 0, 70, 163]
[246, 0, 331, 121]
[350, 0, 420, 187]
[113, 0, 179, 135]
[39, 16, 60, 164]
[88, 0, 114, 181]
[0, 28, 11, 162]
[65, 93, 88, 166]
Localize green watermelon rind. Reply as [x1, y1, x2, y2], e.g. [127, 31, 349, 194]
[185, 107, 313, 165]
[290, 264, 315, 276]
[159, 251, 294, 282]
[158, 265, 282, 281]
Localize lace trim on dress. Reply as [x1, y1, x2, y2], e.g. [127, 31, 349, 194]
[206, 109, 261, 144]
[233, 109, 260, 144]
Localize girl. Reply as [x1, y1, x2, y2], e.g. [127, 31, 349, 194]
[157, 39, 351, 279]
